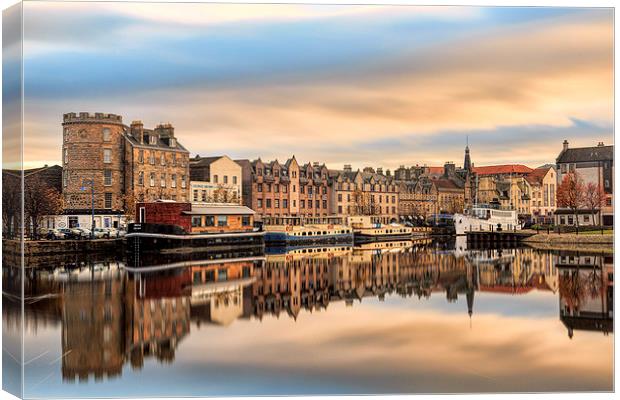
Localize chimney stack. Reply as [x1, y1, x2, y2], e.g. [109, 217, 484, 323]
[131, 120, 144, 144]
[377, 167, 383, 175]
[344, 164, 352, 173]
[598, 142, 604, 147]
[563, 140, 569, 151]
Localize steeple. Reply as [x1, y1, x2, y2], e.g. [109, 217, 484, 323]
[464, 136, 472, 171]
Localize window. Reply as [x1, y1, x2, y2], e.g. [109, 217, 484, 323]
[205, 216, 215, 226]
[224, 175, 228, 184]
[161, 173, 166, 187]
[181, 176, 186, 188]
[138, 150, 144, 163]
[193, 190, 199, 201]
[192, 216, 202, 227]
[150, 173, 155, 187]
[322, 200, 327, 209]
[275, 199, 280, 208]
[171, 174, 176, 188]
[242, 216, 251, 226]
[150, 135, 157, 145]
[266, 199, 272, 208]
[214, 175, 219, 183]
[301, 200, 305, 208]
[258, 184, 263, 192]
[300, 185, 305, 194]
[338, 194, 342, 202]
[160, 153, 166, 166]
[201, 190, 207, 201]
[172, 153, 177, 166]
[283, 185, 288, 194]
[104, 193, 112, 209]
[257, 199, 263, 208]
[64, 148, 68, 163]
[104, 169, 112, 186]
[103, 128, 111, 141]
[217, 216, 227, 226]
[275, 184, 279, 193]
[292, 185, 296, 193]
[316, 200, 320, 208]
[267, 184, 272, 192]
[149, 151, 155, 164]
[308, 186, 313, 195]
[103, 149, 112, 163]
[233, 176, 237, 185]
[283, 199, 288, 208]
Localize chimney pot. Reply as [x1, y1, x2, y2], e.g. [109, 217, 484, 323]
[563, 140, 569, 151]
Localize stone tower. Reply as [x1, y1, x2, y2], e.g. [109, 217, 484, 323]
[62, 112, 125, 212]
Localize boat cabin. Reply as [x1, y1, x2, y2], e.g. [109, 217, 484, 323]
[262, 215, 346, 227]
[136, 201, 256, 234]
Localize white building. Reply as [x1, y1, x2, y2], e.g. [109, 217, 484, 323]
[189, 155, 242, 204]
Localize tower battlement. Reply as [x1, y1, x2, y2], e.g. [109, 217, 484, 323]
[63, 112, 124, 125]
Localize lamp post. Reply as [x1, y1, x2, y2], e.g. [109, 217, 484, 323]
[80, 174, 95, 239]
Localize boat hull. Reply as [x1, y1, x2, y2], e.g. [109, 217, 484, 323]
[125, 231, 265, 255]
[264, 231, 354, 246]
[353, 232, 413, 243]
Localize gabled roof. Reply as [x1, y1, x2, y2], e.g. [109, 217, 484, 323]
[473, 164, 533, 176]
[191, 156, 225, 166]
[525, 166, 553, 185]
[557, 145, 613, 164]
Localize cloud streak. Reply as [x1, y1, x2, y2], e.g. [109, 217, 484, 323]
[19, 4, 613, 169]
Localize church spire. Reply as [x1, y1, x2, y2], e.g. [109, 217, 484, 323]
[464, 137, 472, 171]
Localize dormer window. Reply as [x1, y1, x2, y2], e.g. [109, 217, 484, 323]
[170, 138, 176, 147]
[150, 135, 157, 145]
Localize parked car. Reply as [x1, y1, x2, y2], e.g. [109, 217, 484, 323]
[57, 228, 76, 239]
[43, 228, 66, 240]
[71, 227, 92, 239]
[93, 228, 111, 239]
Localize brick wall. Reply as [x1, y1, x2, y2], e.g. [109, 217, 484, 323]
[137, 202, 192, 232]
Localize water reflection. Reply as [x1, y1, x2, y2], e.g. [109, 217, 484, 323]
[2, 241, 613, 394]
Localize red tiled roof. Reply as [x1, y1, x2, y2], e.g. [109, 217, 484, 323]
[473, 164, 533, 176]
[524, 166, 552, 185]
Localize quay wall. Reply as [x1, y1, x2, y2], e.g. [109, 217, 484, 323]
[3, 239, 124, 261]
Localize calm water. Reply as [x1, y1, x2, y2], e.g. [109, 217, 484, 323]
[3, 239, 614, 397]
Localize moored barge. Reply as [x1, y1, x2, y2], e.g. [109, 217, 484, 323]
[347, 216, 414, 243]
[262, 216, 353, 246]
[126, 201, 264, 255]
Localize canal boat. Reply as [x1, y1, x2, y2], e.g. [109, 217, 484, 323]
[262, 216, 353, 246]
[347, 216, 414, 243]
[454, 204, 521, 235]
[126, 201, 265, 255]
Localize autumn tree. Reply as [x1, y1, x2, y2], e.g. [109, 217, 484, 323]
[23, 174, 63, 239]
[583, 182, 605, 226]
[121, 192, 137, 222]
[556, 172, 585, 227]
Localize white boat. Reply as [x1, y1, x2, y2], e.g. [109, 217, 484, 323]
[454, 205, 521, 235]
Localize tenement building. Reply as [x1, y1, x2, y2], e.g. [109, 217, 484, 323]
[236, 156, 332, 219]
[473, 164, 533, 217]
[556, 140, 613, 226]
[329, 165, 400, 224]
[524, 165, 557, 224]
[61, 112, 190, 228]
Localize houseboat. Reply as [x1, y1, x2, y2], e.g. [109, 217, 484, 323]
[126, 201, 264, 255]
[262, 216, 353, 246]
[454, 204, 521, 235]
[347, 215, 414, 243]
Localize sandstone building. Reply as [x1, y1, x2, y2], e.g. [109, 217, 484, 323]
[189, 155, 242, 204]
[61, 112, 190, 228]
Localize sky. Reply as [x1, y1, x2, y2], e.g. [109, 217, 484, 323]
[16, 3, 614, 170]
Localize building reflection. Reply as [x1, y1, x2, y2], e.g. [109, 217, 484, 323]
[557, 253, 613, 338]
[2, 242, 613, 381]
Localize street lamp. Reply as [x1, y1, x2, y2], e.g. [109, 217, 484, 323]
[80, 174, 95, 239]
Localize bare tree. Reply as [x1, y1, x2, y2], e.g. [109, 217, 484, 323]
[583, 182, 605, 226]
[2, 171, 21, 239]
[23, 175, 63, 239]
